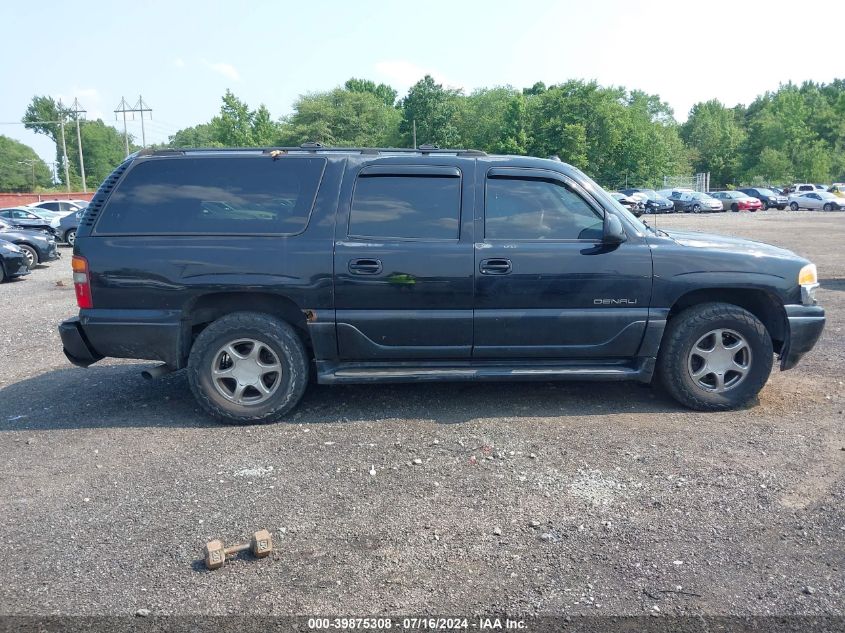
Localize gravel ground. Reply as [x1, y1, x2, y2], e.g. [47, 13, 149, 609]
[0, 210, 842, 618]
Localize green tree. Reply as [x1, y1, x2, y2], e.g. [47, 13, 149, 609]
[681, 99, 746, 188]
[461, 87, 522, 152]
[169, 91, 280, 148]
[168, 123, 223, 148]
[278, 86, 401, 147]
[344, 78, 398, 107]
[399, 75, 464, 147]
[23, 95, 129, 189]
[0, 136, 52, 191]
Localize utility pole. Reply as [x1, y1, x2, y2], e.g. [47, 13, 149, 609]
[412, 119, 417, 149]
[70, 98, 87, 193]
[133, 95, 152, 148]
[114, 97, 133, 156]
[57, 100, 71, 193]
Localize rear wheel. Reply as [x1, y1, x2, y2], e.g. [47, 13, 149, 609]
[730, 203, 739, 212]
[790, 202, 799, 211]
[658, 302, 773, 411]
[18, 244, 37, 268]
[823, 203, 832, 211]
[187, 312, 309, 424]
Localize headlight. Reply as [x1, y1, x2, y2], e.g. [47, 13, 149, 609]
[799, 263, 819, 305]
[798, 263, 817, 285]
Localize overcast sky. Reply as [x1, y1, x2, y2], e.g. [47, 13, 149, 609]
[1, 0, 841, 164]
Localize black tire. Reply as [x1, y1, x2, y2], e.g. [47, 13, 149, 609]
[692, 204, 701, 213]
[823, 203, 832, 211]
[730, 203, 739, 212]
[657, 302, 773, 411]
[777, 205, 786, 210]
[65, 229, 76, 246]
[760, 201, 768, 210]
[790, 202, 799, 211]
[0, 262, 5, 283]
[187, 312, 309, 424]
[18, 244, 38, 268]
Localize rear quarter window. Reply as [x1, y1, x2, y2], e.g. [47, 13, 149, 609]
[94, 156, 326, 235]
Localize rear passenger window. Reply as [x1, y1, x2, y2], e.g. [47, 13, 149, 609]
[95, 156, 325, 235]
[485, 176, 604, 240]
[350, 174, 461, 240]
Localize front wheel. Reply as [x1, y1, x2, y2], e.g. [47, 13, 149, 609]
[658, 302, 773, 411]
[187, 312, 309, 424]
[760, 201, 768, 210]
[65, 229, 76, 246]
[692, 204, 701, 213]
[790, 202, 799, 211]
[18, 244, 37, 268]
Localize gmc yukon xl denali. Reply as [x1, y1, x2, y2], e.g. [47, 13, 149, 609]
[59, 146, 825, 423]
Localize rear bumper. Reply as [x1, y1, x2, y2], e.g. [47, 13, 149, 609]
[780, 304, 826, 371]
[59, 309, 184, 368]
[59, 317, 104, 367]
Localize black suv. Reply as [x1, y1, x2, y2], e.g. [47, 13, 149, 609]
[59, 146, 825, 423]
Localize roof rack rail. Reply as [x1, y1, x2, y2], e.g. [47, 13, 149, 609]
[145, 146, 488, 157]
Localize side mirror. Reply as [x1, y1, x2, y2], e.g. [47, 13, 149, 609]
[603, 213, 627, 244]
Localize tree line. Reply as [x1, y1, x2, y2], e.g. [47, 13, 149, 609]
[5, 76, 844, 193]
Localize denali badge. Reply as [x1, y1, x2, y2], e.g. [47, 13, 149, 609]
[594, 298, 638, 305]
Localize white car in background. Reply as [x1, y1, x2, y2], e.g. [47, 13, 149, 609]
[788, 191, 845, 211]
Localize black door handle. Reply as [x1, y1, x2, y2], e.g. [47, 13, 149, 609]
[480, 258, 512, 275]
[348, 258, 383, 274]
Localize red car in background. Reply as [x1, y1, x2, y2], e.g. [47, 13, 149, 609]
[710, 191, 763, 212]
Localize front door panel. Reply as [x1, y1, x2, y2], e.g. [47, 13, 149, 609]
[473, 167, 652, 359]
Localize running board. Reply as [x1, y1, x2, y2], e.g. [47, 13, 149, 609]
[316, 358, 655, 385]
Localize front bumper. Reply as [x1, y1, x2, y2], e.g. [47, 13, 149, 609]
[780, 304, 826, 371]
[2, 251, 31, 277]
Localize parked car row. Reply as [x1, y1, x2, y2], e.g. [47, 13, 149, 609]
[611, 182, 845, 215]
[0, 202, 85, 245]
[0, 213, 64, 282]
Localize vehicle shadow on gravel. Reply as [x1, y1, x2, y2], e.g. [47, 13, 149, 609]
[0, 362, 685, 431]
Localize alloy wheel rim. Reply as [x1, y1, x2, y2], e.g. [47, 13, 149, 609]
[687, 328, 752, 393]
[67, 231, 76, 246]
[22, 248, 34, 268]
[210, 338, 282, 405]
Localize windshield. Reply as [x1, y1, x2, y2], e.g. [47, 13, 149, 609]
[756, 188, 774, 196]
[640, 189, 659, 199]
[566, 167, 649, 234]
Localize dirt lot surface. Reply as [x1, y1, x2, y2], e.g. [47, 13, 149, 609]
[0, 211, 842, 618]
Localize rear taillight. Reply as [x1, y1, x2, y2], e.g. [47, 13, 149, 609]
[72, 255, 93, 309]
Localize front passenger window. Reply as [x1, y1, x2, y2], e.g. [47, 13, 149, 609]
[485, 176, 603, 240]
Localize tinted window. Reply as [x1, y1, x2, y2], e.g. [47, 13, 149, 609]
[96, 156, 325, 235]
[485, 177, 604, 240]
[349, 175, 461, 239]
